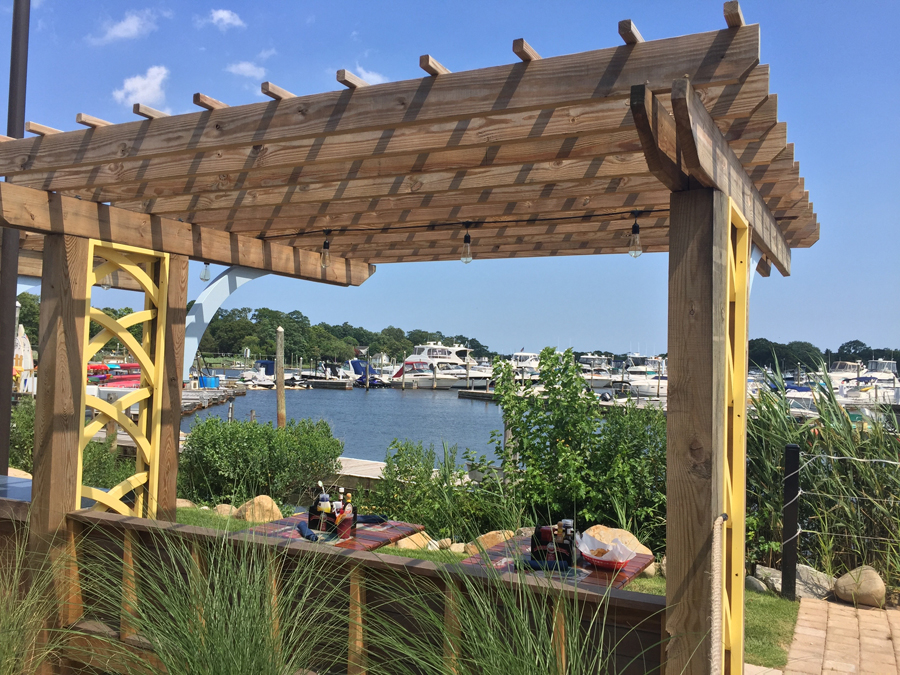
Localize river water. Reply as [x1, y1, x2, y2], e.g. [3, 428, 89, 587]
[180, 388, 503, 463]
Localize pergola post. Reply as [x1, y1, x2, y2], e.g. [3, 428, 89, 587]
[30, 234, 88, 549]
[665, 188, 730, 673]
[157, 254, 188, 521]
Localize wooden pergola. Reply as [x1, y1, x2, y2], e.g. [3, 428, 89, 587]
[0, 3, 818, 673]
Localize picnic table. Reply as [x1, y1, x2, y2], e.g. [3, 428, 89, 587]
[460, 534, 654, 590]
[241, 512, 425, 552]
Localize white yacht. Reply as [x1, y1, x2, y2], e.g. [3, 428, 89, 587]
[390, 360, 458, 389]
[621, 355, 667, 397]
[864, 359, 898, 385]
[827, 361, 865, 386]
[578, 353, 613, 389]
[399, 341, 492, 388]
[510, 351, 540, 370]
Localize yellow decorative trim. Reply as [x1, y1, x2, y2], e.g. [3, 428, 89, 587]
[86, 309, 156, 360]
[88, 309, 156, 385]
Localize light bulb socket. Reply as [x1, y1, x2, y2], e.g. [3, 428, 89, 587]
[464, 232, 471, 245]
[631, 222, 640, 236]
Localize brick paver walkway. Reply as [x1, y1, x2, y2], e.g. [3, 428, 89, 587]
[784, 598, 900, 674]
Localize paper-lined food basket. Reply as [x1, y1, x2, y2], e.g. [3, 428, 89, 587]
[576, 532, 638, 570]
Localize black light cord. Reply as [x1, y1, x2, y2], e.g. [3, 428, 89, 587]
[256, 207, 670, 242]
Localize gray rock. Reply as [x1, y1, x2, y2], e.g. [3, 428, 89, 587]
[659, 555, 666, 579]
[754, 565, 781, 593]
[753, 564, 834, 600]
[834, 566, 885, 608]
[745, 575, 768, 593]
[639, 563, 657, 579]
[437, 538, 452, 550]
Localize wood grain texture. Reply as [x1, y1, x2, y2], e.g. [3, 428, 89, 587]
[348, 566, 366, 675]
[133, 103, 168, 119]
[157, 254, 187, 522]
[631, 84, 688, 191]
[512, 38, 541, 61]
[30, 235, 89, 552]
[671, 78, 793, 275]
[337, 69, 369, 89]
[665, 189, 728, 675]
[0, 244, 141, 290]
[261, 81, 296, 100]
[419, 55, 450, 76]
[0, 182, 374, 286]
[724, 1, 745, 28]
[75, 113, 111, 128]
[193, 93, 228, 110]
[25, 121, 61, 136]
[618, 20, 645, 44]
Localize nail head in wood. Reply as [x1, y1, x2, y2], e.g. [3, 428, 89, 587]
[724, 1, 745, 28]
[261, 82, 296, 100]
[193, 93, 229, 111]
[618, 19, 645, 44]
[76, 113, 112, 128]
[25, 121, 62, 136]
[336, 69, 369, 89]
[132, 103, 169, 120]
[512, 38, 541, 61]
[419, 54, 450, 76]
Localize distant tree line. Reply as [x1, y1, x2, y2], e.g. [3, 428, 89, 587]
[747, 338, 898, 370]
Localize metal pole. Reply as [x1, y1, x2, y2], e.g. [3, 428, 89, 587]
[0, 0, 31, 475]
[782, 443, 801, 601]
[275, 326, 285, 428]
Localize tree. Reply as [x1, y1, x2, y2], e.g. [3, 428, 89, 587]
[836, 340, 870, 362]
[16, 293, 40, 345]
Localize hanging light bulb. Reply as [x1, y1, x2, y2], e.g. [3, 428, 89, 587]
[320, 230, 332, 269]
[199, 263, 211, 282]
[460, 223, 473, 264]
[628, 212, 643, 259]
[100, 275, 112, 291]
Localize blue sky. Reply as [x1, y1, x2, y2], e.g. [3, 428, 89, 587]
[3, 1, 898, 355]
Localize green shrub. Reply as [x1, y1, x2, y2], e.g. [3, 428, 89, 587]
[9, 397, 35, 473]
[493, 348, 668, 552]
[179, 416, 343, 508]
[359, 440, 517, 541]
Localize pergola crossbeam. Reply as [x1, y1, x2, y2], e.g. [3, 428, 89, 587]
[0, 182, 373, 286]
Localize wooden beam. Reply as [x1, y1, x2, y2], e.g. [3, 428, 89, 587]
[0, 135, 12, 142]
[261, 81, 295, 100]
[724, 1, 745, 28]
[158, 254, 187, 522]
[0, 182, 374, 286]
[756, 255, 771, 277]
[512, 38, 541, 61]
[25, 121, 61, 136]
[665, 188, 729, 675]
[630, 84, 689, 191]
[336, 69, 369, 89]
[671, 78, 791, 276]
[75, 113, 112, 128]
[0, 26, 761, 175]
[29, 234, 89, 557]
[618, 20, 645, 44]
[133, 103, 168, 120]
[419, 54, 450, 76]
[0, 244, 142, 290]
[193, 93, 228, 111]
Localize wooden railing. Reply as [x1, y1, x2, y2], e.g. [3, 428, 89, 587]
[2, 505, 667, 674]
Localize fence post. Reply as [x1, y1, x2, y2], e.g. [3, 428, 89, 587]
[782, 443, 801, 601]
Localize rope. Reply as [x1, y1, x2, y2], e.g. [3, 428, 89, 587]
[800, 453, 900, 467]
[710, 513, 727, 675]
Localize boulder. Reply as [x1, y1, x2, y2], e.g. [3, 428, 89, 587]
[639, 563, 657, 579]
[745, 575, 768, 593]
[214, 504, 236, 517]
[392, 531, 433, 550]
[437, 538, 452, 550]
[175, 498, 196, 509]
[464, 530, 516, 556]
[583, 525, 652, 556]
[754, 564, 835, 600]
[235, 495, 283, 523]
[834, 566, 885, 608]
[449, 543, 466, 554]
[200, 506, 210, 510]
[8, 467, 31, 479]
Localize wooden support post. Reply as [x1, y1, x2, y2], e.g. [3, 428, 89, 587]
[552, 600, 566, 675]
[276, 326, 286, 428]
[30, 235, 89, 549]
[665, 188, 729, 675]
[120, 530, 138, 641]
[443, 580, 460, 675]
[158, 254, 188, 522]
[348, 566, 366, 675]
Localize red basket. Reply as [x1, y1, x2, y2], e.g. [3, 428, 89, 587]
[581, 552, 629, 570]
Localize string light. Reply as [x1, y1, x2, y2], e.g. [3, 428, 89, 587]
[629, 211, 643, 259]
[321, 230, 332, 269]
[199, 263, 211, 282]
[461, 223, 473, 264]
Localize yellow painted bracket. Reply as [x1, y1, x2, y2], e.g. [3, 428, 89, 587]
[78, 240, 170, 519]
[721, 198, 750, 673]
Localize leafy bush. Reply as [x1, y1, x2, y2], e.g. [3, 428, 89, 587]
[359, 440, 517, 541]
[493, 348, 668, 552]
[179, 416, 343, 508]
[10, 396, 135, 489]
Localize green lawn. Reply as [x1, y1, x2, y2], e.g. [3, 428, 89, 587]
[623, 575, 798, 669]
[375, 546, 469, 563]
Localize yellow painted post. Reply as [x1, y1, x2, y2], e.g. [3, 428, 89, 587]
[722, 199, 750, 673]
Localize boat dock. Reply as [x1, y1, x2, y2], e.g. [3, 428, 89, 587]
[309, 379, 353, 390]
[181, 387, 244, 415]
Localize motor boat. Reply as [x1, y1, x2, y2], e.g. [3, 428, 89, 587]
[391, 360, 458, 389]
[578, 354, 613, 389]
[510, 351, 540, 371]
[400, 341, 492, 387]
[629, 375, 668, 398]
[827, 361, 866, 387]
